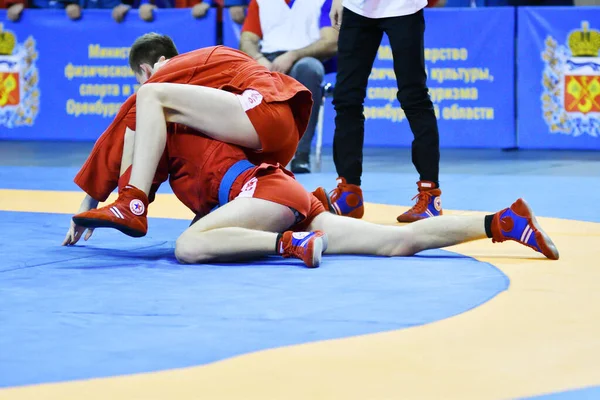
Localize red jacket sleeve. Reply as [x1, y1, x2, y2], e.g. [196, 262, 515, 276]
[241, 0, 262, 37]
[74, 95, 168, 203]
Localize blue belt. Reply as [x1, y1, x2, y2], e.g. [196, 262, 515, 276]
[217, 159, 255, 207]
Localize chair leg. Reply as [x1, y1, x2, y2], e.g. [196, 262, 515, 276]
[315, 96, 325, 172]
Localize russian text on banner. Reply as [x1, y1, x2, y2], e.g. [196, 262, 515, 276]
[319, 7, 516, 148]
[0, 9, 216, 141]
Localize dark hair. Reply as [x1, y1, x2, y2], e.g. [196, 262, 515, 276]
[129, 33, 179, 74]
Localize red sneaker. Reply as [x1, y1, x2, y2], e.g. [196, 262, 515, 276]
[329, 177, 364, 219]
[72, 186, 149, 238]
[491, 198, 559, 260]
[312, 187, 335, 214]
[397, 181, 443, 223]
[279, 231, 328, 268]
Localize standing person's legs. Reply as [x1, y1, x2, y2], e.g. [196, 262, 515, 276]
[382, 10, 443, 223]
[332, 9, 381, 186]
[288, 57, 325, 173]
[328, 8, 382, 219]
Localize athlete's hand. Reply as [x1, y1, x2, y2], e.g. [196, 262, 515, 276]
[63, 220, 94, 246]
[191, 2, 209, 18]
[63, 194, 99, 246]
[7, 3, 24, 22]
[329, 0, 343, 30]
[112, 4, 131, 23]
[139, 3, 156, 22]
[271, 52, 297, 74]
[66, 3, 82, 20]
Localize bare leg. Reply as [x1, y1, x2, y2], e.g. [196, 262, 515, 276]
[129, 83, 260, 195]
[308, 213, 486, 256]
[119, 127, 135, 175]
[175, 197, 296, 264]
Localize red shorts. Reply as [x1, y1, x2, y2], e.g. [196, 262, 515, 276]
[236, 89, 299, 166]
[229, 164, 326, 231]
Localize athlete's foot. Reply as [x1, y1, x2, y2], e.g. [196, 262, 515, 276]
[72, 185, 149, 238]
[279, 231, 328, 268]
[397, 181, 442, 223]
[312, 187, 336, 214]
[329, 177, 364, 219]
[491, 198, 559, 260]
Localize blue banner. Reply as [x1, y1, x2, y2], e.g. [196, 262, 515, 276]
[0, 9, 216, 141]
[222, 9, 242, 50]
[517, 7, 600, 150]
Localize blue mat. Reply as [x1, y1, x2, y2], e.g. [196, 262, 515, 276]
[526, 387, 600, 399]
[0, 211, 508, 388]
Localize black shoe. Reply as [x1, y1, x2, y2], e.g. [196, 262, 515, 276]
[291, 157, 311, 174]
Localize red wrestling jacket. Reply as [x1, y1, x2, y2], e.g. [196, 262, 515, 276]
[75, 45, 310, 214]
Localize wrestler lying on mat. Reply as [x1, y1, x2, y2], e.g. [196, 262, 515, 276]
[63, 92, 560, 267]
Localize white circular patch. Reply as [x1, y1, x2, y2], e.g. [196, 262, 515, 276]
[292, 232, 310, 240]
[130, 199, 145, 216]
[434, 196, 442, 212]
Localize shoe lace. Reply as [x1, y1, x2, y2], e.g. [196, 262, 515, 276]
[409, 191, 434, 214]
[282, 242, 305, 260]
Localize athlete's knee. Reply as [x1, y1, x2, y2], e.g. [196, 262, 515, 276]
[386, 227, 420, 257]
[175, 235, 210, 264]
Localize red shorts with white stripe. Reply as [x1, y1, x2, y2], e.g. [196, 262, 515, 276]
[236, 89, 300, 166]
[229, 164, 326, 231]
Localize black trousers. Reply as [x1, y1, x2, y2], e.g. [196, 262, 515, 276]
[332, 8, 440, 187]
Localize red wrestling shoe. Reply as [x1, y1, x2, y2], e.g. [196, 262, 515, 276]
[329, 178, 364, 219]
[397, 181, 443, 223]
[279, 231, 328, 268]
[312, 187, 336, 214]
[491, 198, 559, 260]
[72, 185, 149, 238]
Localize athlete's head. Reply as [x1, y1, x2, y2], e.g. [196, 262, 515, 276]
[129, 33, 179, 84]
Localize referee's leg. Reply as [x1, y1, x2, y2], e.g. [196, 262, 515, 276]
[332, 7, 382, 187]
[383, 9, 440, 187]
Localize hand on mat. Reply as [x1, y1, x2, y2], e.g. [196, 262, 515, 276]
[63, 194, 99, 246]
[62, 220, 94, 246]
